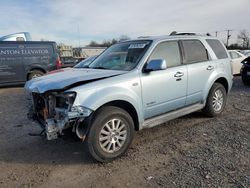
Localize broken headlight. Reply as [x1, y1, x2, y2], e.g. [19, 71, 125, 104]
[56, 92, 76, 109]
[70, 106, 93, 117]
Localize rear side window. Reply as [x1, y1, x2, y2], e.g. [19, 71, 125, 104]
[182, 40, 208, 64]
[229, 52, 241, 59]
[149, 41, 181, 68]
[206, 39, 228, 59]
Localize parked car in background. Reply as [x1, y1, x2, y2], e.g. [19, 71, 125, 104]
[0, 41, 61, 86]
[61, 58, 79, 68]
[239, 50, 250, 56]
[25, 34, 233, 162]
[228, 50, 247, 75]
[243, 51, 250, 57]
[74, 55, 98, 68]
[241, 56, 250, 85]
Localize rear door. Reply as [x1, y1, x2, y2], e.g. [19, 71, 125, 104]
[0, 42, 25, 84]
[140, 41, 188, 119]
[181, 40, 211, 105]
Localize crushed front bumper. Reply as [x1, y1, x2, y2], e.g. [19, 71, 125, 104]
[27, 92, 91, 140]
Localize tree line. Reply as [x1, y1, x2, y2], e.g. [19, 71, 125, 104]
[56, 30, 250, 49]
[87, 35, 130, 47]
[228, 30, 250, 49]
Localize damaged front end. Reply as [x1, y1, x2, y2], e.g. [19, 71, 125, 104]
[28, 91, 92, 140]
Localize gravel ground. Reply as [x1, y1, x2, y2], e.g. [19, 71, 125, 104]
[0, 76, 249, 188]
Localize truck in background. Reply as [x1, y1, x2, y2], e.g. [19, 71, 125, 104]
[57, 44, 106, 67]
[0, 41, 61, 86]
[0, 32, 32, 41]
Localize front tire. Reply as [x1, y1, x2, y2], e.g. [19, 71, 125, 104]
[28, 70, 44, 80]
[203, 83, 227, 117]
[87, 106, 135, 162]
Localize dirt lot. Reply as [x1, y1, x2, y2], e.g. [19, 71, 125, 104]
[0, 77, 249, 188]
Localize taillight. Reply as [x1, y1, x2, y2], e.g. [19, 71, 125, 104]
[56, 56, 62, 69]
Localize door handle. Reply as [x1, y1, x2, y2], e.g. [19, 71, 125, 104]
[174, 72, 184, 77]
[207, 65, 214, 70]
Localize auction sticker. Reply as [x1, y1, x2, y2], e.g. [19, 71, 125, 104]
[129, 43, 148, 49]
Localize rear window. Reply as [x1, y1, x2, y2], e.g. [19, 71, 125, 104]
[206, 39, 228, 59]
[182, 40, 209, 64]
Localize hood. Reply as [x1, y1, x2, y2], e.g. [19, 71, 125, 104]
[25, 68, 126, 93]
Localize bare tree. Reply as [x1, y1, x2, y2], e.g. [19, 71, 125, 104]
[119, 35, 130, 42]
[238, 30, 250, 49]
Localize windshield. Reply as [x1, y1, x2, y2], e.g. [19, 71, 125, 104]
[74, 55, 97, 68]
[88, 40, 151, 71]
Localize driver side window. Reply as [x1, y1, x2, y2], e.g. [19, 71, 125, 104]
[148, 41, 181, 68]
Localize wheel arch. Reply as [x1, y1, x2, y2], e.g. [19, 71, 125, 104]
[204, 75, 230, 102]
[26, 67, 46, 80]
[96, 100, 140, 131]
[214, 77, 229, 93]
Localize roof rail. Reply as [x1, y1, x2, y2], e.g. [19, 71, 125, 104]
[170, 31, 211, 36]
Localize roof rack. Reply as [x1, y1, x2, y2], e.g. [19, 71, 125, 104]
[170, 31, 211, 36]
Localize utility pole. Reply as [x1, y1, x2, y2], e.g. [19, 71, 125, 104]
[77, 24, 80, 47]
[226, 30, 232, 47]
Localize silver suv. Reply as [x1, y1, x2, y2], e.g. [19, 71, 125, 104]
[25, 34, 233, 162]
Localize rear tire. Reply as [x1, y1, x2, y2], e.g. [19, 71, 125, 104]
[203, 83, 227, 117]
[28, 70, 44, 80]
[87, 106, 135, 162]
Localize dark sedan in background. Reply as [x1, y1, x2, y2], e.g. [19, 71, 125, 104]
[241, 56, 250, 85]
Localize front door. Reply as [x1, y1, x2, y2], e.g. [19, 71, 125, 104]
[140, 41, 187, 119]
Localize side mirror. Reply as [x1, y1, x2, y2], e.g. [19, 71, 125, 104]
[144, 59, 167, 73]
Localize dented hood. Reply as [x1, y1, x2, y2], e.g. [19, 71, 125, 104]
[25, 68, 126, 93]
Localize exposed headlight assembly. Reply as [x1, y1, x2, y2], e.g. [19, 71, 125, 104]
[63, 92, 76, 104]
[56, 92, 76, 109]
[69, 106, 93, 118]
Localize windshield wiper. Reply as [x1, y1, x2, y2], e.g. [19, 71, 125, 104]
[91, 66, 108, 70]
[74, 65, 90, 69]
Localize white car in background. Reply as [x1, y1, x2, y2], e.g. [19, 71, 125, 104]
[228, 50, 247, 75]
[243, 51, 250, 57]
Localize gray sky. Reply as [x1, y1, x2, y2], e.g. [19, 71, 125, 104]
[0, 0, 249, 46]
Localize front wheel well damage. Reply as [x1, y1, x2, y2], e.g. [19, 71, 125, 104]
[75, 100, 140, 141]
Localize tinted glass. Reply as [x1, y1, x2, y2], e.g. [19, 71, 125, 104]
[182, 40, 208, 64]
[206, 39, 228, 59]
[149, 41, 181, 68]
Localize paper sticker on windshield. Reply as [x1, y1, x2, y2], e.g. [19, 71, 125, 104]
[129, 43, 148, 49]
